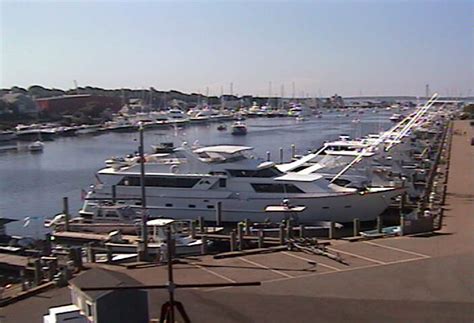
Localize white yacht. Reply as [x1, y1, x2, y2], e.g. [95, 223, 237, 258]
[288, 105, 313, 117]
[231, 121, 248, 135]
[80, 145, 403, 224]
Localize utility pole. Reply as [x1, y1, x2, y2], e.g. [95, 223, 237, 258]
[138, 122, 148, 260]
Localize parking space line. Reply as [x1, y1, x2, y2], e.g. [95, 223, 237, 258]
[326, 247, 386, 264]
[281, 252, 341, 272]
[363, 241, 431, 258]
[205, 255, 431, 292]
[239, 257, 294, 278]
[193, 264, 237, 283]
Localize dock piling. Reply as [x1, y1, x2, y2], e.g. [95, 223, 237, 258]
[279, 147, 283, 163]
[258, 230, 264, 248]
[329, 221, 335, 239]
[244, 218, 251, 235]
[215, 202, 222, 226]
[230, 231, 236, 251]
[279, 224, 285, 245]
[353, 218, 360, 237]
[198, 216, 205, 233]
[291, 144, 296, 159]
[201, 235, 208, 255]
[266, 151, 271, 161]
[299, 224, 305, 239]
[33, 259, 41, 286]
[376, 216, 383, 233]
[191, 221, 197, 239]
[238, 223, 244, 250]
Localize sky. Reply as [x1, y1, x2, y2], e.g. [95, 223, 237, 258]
[1, 0, 473, 97]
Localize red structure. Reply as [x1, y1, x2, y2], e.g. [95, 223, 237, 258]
[36, 95, 122, 114]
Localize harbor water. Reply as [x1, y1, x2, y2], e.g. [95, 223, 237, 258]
[0, 111, 393, 236]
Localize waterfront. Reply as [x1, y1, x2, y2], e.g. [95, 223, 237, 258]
[0, 111, 393, 237]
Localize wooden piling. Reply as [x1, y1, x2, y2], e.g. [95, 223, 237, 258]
[215, 202, 222, 226]
[244, 218, 251, 235]
[329, 221, 335, 239]
[238, 223, 244, 251]
[230, 231, 236, 251]
[376, 216, 383, 233]
[279, 224, 285, 245]
[201, 235, 208, 255]
[299, 224, 305, 239]
[286, 220, 292, 240]
[258, 230, 264, 248]
[191, 220, 197, 239]
[353, 218, 360, 237]
[266, 151, 271, 161]
[33, 259, 41, 286]
[63, 197, 70, 232]
[198, 216, 205, 233]
[400, 215, 405, 236]
[279, 147, 283, 163]
[291, 144, 296, 159]
[106, 245, 113, 263]
[87, 244, 96, 263]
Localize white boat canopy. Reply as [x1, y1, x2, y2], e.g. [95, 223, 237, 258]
[193, 145, 253, 154]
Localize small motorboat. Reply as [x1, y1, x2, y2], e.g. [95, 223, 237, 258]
[28, 141, 44, 152]
[231, 121, 247, 135]
[217, 124, 227, 131]
[105, 219, 203, 256]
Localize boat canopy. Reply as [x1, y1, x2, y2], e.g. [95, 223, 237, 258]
[193, 145, 253, 154]
[274, 172, 323, 182]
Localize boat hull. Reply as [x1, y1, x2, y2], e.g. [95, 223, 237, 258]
[82, 187, 404, 224]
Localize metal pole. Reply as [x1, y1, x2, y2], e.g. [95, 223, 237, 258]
[166, 227, 175, 323]
[63, 197, 70, 232]
[139, 123, 148, 259]
[216, 202, 222, 226]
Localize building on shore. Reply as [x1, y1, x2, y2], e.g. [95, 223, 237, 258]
[36, 95, 122, 115]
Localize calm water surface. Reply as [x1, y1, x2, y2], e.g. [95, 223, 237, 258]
[0, 111, 393, 236]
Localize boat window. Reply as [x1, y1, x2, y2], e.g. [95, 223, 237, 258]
[165, 203, 173, 207]
[118, 176, 200, 188]
[219, 178, 226, 187]
[322, 206, 330, 209]
[105, 212, 118, 218]
[344, 205, 352, 208]
[188, 204, 196, 208]
[251, 183, 304, 193]
[207, 205, 215, 209]
[228, 167, 282, 178]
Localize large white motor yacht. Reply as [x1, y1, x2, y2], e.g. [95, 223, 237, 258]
[80, 144, 403, 224]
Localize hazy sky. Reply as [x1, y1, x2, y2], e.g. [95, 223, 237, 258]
[1, 0, 473, 97]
